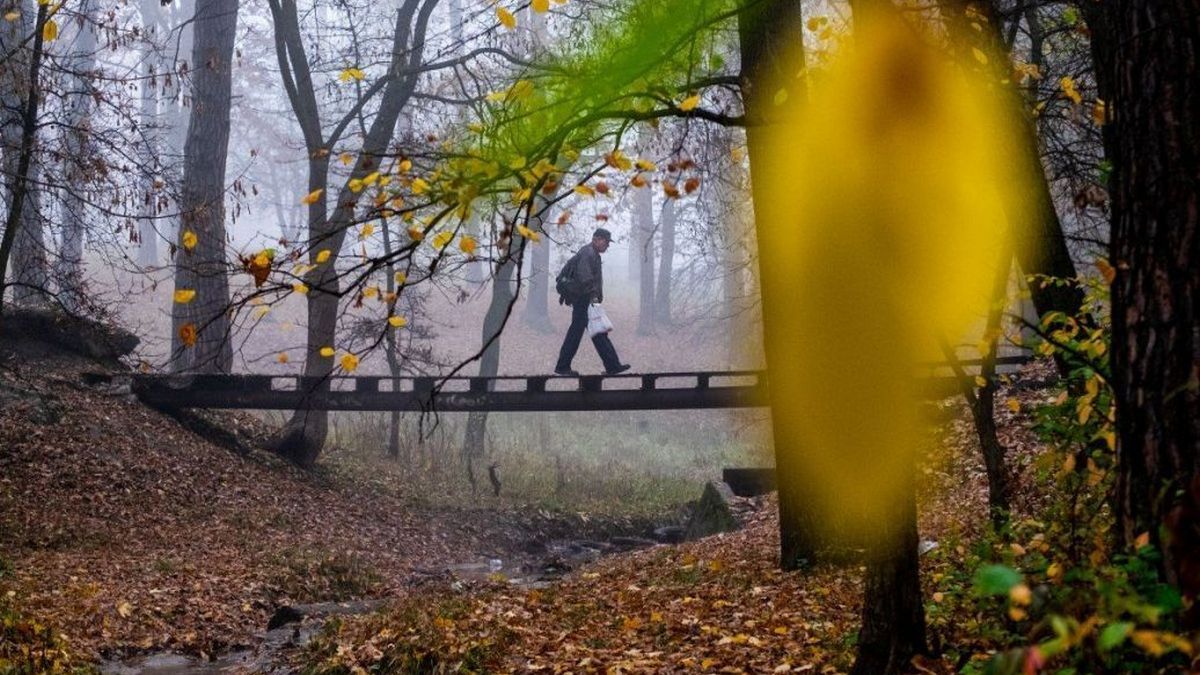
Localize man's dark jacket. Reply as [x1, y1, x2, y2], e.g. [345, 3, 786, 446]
[563, 244, 603, 304]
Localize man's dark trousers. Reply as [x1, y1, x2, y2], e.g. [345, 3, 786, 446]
[556, 301, 621, 372]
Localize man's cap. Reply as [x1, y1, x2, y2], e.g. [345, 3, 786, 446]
[593, 227, 612, 242]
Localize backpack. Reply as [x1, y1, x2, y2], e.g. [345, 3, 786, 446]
[555, 254, 586, 303]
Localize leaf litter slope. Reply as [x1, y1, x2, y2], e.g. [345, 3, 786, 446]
[0, 352, 580, 661]
[301, 372, 1057, 673]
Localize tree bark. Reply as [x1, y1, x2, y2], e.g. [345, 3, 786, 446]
[737, 0, 820, 570]
[169, 0, 239, 374]
[0, 1, 50, 316]
[268, 0, 436, 466]
[1102, 1, 1200, 616]
[654, 198, 675, 325]
[58, 0, 100, 312]
[634, 182, 655, 336]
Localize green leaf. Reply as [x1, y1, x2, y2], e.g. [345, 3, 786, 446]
[974, 564, 1022, 596]
[1098, 622, 1132, 651]
[1062, 7, 1079, 26]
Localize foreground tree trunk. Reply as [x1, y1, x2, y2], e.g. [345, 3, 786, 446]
[737, 0, 819, 570]
[168, 0, 239, 374]
[1103, 1, 1200, 613]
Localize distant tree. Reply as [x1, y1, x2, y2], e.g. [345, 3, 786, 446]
[168, 0, 240, 373]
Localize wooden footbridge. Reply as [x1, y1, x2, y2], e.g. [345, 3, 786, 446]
[120, 355, 1031, 412]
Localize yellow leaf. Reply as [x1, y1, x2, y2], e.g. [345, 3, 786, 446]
[4, 11, 19, 21]
[42, 19, 57, 42]
[974, 375, 987, 388]
[1060, 76, 1082, 105]
[293, 282, 308, 294]
[532, 0, 549, 12]
[319, 346, 335, 357]
[388, 315, 408, 328]
[516, 225, 540, 242]
[178, 323, 197, 347]
[635, 158, 656, 171]
[407, 226, 424, 241]
[971, 47, 988, 65]
[340, 152, 353, 166]
[459, 235, 477, 255]
[1095, 257, 1116, 284]
[182, 230, 198, 250]
[173, 289, 196, 304]
[574, 184, 595, 198]
[316, 249, 332, 263]
[301, 189, 323, 205]
[348, 178, 364, 193]
[496, 7, 516, 29]
[1135, 531, 1151, 549]
[773, 88, 789, 106]
[431, 231, 453, 250]
[362, 171, 380, 186]
[1092, 99, 1107, 126]
[411, 178, 430, 194]
[398, 159, 412, 173]
[339, 67, 365, 82]
[362, 285, 379, 298]
[679, 94, 700, 111]
[116, 601, 133, 618]
[1008, 606, 1027, 621]
[1006, 397, 1021, 413]
[359, 223, 375, 240]
[340, 353, 359, 372]
[277, 352, 289, 363]
[394, 272, 407, 285]
[252, 306, 270, 319]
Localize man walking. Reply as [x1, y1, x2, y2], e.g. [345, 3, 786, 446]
[554, 228, 631, 376]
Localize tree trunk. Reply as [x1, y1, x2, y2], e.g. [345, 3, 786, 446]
[135, 0, 161, 269]
[269, 0, 436, 466]
[58, 0, 100, 312]
[737, 0, 822, 570]
[851, 472, 927, 674]
[634, 183, 655, 336]
[0, 1, 50, 316]
[654, 198, 675, 325]
[169, 0, 239, 374]
[1102, 1, 1200, 615]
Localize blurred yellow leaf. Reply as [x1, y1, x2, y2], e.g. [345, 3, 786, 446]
[42, 19, 57, 41]
[116, 601, 133, 618]
[319, 346, 335, 357]
[496, 7, 516, 29]
[679, 94, 700, 111]
[574, 184, 595, 198]
[394, 271, 407, 285]
[340, 353, 359, 372]
[517, 225, 540, 242]
[971, 47, 988, 65]
[339, 67, 366, 82]
[459, 235, 478, 256]
[411, 178, 430, 194]
[182, 230, 198, 250]
[431, 231, 453, 250]
[1060, 76, 1082, 104]
[1006, 397, 1021, 413]
[301, 189, 323, 205]
[173, 289, 196, 304]
[316, 249, 332, 263]
[277, 352, 289, 363]
[388, 315, 408, 328]
[293, 282, 309, 294]
[532, 0, 549, 12]
[359, 223, 375, 240]
[340, 152, 353, 166]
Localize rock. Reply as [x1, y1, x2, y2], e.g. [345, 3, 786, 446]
[721, 467, 777, 497]
[683, 481, 739, 541]
[652, 525, 686, 543]
[609, 536, 657, 551]
[0, 308, 138, 365]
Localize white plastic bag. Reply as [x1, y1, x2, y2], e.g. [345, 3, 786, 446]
[586, 303, 614, 338]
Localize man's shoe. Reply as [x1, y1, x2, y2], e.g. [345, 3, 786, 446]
[554, 368, 580, 376]
[606, 364, 632, 375]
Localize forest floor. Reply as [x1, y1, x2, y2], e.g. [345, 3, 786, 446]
[0, 326, 1061, 673]
[0, 347, 673, 668]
